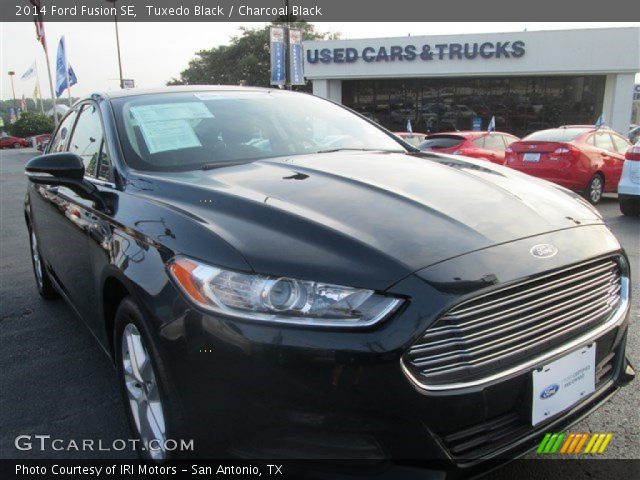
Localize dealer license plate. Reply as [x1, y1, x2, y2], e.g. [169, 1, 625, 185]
[523, 153, 541, 162]
[531, 344, 596, 426]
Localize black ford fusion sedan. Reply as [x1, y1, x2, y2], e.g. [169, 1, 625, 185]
[25, 87, 633, 471]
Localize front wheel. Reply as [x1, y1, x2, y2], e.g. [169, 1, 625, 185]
[13, 142, 22, 149]
[29, 228, 59, 299]
[584, 174, 604, 205]
[114, 297, 186, 460]
[619, 196, 640, 216]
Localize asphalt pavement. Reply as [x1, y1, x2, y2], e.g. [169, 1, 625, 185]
[1, 148, 638, 468]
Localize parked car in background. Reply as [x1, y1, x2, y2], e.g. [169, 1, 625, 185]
[394, 131, 427, 148]
[618, 143, 640, 216]
[0, 135, 29, 149]
[628, 125, 640, 144]
[505, 126, 631, 204]
[30, 133, 52, 151]
[418, 131, 519, 165]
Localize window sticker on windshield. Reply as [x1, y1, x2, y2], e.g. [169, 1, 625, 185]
[138, 119, 202, 154]
[130, 102, 214, 123]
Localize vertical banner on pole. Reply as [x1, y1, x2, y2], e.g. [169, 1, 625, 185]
[270, 27, 286, 86]
[288, 29, 305, 86]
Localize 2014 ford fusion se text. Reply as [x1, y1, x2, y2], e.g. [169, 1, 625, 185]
[24, 86, 634, 471]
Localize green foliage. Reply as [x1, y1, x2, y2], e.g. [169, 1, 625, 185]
[168, 22, 338, 90]
[7, 112, 54, 138]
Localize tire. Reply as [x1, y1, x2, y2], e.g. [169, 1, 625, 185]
[584, 174, 604, 205]
[619, 196, 640, 217]
[114, 297, 187, 460]
[13, 142, 21, 149]
[28, 227, 59, 299]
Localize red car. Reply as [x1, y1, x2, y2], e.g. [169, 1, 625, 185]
[418, 131, 519, 165]
[394, 131, 427, 148]
[0, 135, 29, 149]
[505, 126, 631, 204]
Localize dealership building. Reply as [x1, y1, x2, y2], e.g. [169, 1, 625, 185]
[304, 27, 640, 137]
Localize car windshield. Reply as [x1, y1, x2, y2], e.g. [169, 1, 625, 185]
[523, 128, 590, 142]
[111, 90, 405, 172]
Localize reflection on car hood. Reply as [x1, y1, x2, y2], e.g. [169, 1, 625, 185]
[131, 151, 603, 290]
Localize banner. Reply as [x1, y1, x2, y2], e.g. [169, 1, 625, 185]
[288, 29, 305, 86]
[21, 62, 36, 80]
[269, 26, 285, 86]
[55, 36, 78, 97]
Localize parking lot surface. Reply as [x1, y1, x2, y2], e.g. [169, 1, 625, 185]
[1, 148, 638, 466]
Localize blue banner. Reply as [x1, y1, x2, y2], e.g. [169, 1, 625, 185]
[270, 27, 286, 86]
[55, 36, 78, 97]
[472, 116, 482, 131]
[289, 29, 305, 86]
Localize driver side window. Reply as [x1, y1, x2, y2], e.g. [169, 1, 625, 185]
[68, 104, 105, 179]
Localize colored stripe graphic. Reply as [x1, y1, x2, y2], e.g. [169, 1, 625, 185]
[538, 432, 613, 454]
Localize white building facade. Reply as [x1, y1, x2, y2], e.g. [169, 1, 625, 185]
[304, 27, 640, 136]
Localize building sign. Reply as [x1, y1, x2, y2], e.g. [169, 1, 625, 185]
[270, 26, 286, 86]
[121, 79, 135, 89]
[634, 84, 640, 101]
[306, 40, 525, 64]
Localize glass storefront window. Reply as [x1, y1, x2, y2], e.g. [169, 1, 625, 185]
[342, 75, 606, 138]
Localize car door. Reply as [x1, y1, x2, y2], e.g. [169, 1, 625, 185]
[593, 132, 619, 191]
[41, 102, 106, 322]
[483, 134, 508, 164]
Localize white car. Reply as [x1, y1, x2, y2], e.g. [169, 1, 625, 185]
[618, 143, 640, 216]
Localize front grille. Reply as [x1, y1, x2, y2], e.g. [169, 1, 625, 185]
[404, 256, 623, 387]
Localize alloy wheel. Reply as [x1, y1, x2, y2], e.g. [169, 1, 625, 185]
[121, 323, 167, 460]
[31, 231, 43, 289]
[590, 176, 603, 204]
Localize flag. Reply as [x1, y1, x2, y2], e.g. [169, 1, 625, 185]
[30, 0, 46, 48]
[595, 114, 605, 129]
[487, 116, 496, 133]
[55, 36, 77, 97]
[406, 119, 413, 133]
[33, 83, 40, 100]
[288, 29, 305, 86]
[21, 62, 36, 81]
[270, 27, 286, 86]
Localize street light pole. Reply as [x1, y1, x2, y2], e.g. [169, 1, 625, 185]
[106, 0, 124, 88]
[8, 71, 18, 112]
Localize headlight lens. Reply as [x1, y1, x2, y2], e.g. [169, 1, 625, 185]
[168, 256, 403, 327]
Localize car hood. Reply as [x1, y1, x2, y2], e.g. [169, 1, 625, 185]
[130, 151, 603, 290]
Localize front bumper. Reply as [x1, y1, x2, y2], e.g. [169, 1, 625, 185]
[154, 224, 633, 472]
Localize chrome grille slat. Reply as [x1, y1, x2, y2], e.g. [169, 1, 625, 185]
[422, 275, 618, 339]
[410, 286, 619, 353]
[448, 261, 616, 318]
[426, 271, 618, 335]
[404, 256, 623, 386]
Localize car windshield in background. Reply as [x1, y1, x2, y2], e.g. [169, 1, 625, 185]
[523, 128, 590, 142]
[111, 90, 405, 172]
[419, 135, 464, 149]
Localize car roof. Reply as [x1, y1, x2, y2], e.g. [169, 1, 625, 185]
[426, 131, 512, 138]
[92, 84, 282, 100]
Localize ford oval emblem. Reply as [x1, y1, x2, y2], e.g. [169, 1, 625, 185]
[540, 384, 560, 399]
[530, 244, 558, 259]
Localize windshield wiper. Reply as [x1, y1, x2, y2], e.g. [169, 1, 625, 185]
[314, 148, 404, 154]
[199, 160, 254, 170]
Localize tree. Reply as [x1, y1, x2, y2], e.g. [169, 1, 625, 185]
[168, 23, 338, 89]
[8, 112, 54, 137]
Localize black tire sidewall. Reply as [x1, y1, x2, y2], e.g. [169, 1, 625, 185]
[113, 297, 188, 459]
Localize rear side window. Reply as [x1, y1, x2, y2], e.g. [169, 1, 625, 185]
[420, 136, 464, 149]
[48, 111, 77, 153]
[611, 134, 630, 153]
[524, 128, 589, 142]
[68, 104, 105, 178]
[594, 132, 615, 152]
[483, 135, 506, 151]
[472, 137, 485, 148]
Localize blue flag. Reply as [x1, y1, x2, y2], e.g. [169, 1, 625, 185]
[269, 27, 286, 86]
[55, 36, 77, 97]
[595, 114, 605, 129]
[406, 119, 413, 133]
[487, 116, 496, 133]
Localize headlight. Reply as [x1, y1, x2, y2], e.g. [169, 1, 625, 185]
[168, 256, 403, 327]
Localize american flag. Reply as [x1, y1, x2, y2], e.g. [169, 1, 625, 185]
[30, 0, 46, 48]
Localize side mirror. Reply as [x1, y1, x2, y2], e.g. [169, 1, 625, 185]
[25, 153, 108, 211]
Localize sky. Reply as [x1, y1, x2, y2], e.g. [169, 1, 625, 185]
[1, 22, 639, 101]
